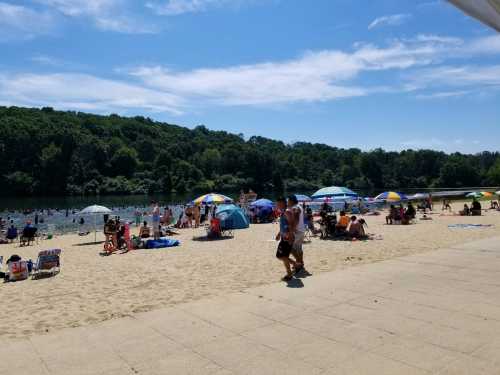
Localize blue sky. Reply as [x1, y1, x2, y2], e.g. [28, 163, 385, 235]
[1, 0, 500, 153]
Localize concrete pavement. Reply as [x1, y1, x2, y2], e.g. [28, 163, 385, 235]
[2, 237, 500, 374]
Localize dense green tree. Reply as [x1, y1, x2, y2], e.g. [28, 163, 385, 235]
[0, 106, 498, 197]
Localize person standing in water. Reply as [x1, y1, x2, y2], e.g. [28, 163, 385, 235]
[151, 201, 160, 240]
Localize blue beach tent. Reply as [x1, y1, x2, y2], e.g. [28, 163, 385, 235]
[216, 204, 250, 230]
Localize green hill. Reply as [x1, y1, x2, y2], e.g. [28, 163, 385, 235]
[0, 106, 499, 196]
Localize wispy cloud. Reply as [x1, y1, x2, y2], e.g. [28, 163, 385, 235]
[410, 65, 500, 89]
[0, 73, 184, 114]
[368, 13, 411, 30]
[0, 2, 56, 41]
[415, 90, 469, 99]
[146, 0, 232, 15]
[33, 0, 158, 34]
[2, 33, 500, 113]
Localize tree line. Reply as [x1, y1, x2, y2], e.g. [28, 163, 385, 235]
[0, 106, 499, 197]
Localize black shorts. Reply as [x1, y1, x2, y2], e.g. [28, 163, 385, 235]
[276, 240, 292, 259]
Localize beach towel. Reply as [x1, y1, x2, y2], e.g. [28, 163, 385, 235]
[145, 238, 180, 249]
[448, 224, 494, 229]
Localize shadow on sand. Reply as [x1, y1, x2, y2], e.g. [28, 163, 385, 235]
[192, 235, 234, 242]
[73, 241, 105, 247]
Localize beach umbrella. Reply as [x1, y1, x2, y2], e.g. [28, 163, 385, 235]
[250, 199, 274, 208]
[312, 186, 358, 200]
[480, 191, 493, 198]
[294, 194, 312, 202]
[192, 193, 233, 205]
[409, 193, 429, 200]
[79, 205, 112, 243]
[374, 192, 408, 202]
[496, 191, 500, 196]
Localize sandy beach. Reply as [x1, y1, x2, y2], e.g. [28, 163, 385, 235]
[1, 201, 499, 339]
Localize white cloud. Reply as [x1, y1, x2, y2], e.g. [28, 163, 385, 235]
[34, 0, 158, 33]
[415, 90, 469, 99]
[0, 2, 55, 41]
[124, 35, 473, 106]
[0, 73, 184, 114]
[3, 32, 500, 113]
[368, 14, 411, 30]
[146, 0, 229, 15]
[411, 65, 500, 88]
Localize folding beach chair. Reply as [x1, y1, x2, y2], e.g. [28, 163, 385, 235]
[32, 249, 61, 280]
[8, 260, 29, 282]
[221, 218, 234, 238]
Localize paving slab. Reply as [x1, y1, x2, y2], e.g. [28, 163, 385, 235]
[3, 236, 500, 375]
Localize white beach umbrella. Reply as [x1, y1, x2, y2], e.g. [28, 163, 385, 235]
[496, 191, 500, 196]
[80, 205, 112, 243]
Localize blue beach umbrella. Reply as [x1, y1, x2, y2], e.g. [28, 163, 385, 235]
[312, 186, 358, 200]
[250, 199, 274, 208]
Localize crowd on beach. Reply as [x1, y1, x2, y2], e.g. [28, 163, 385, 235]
[2, 188, 500, 283]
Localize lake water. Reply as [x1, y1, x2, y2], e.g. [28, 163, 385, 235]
[0, 193, 210, 235]
[0, 188, 481, 235]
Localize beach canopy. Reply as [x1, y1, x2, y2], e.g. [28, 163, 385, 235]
[79, 205, 112, 243]
[192, 193, 233, 205]
[312, 186, 358, 200]
[449, 0, 500, 32]
[374, 192, 408, 202]
[294, 194, 312, 202]
[250, 199, 274, 208]
[216, 204, 249, 229]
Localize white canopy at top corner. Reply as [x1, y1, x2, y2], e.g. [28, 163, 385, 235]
[448, 0, 500, 32]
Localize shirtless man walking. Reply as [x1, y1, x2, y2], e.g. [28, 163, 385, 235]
[288, 195, 305, 274]
[275, 197, 296, 281]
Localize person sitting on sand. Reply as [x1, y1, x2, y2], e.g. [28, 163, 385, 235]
[348, 216, 366, 239]
[139, 221, 151, 238]
[386, 205, 397, 225]
[471, 199, 482, 216]
[459, 204, 470, 216]
[406, 202, 416, 220]
[336, 211, 350, 232]
[490, 200, 499, 210]
[6, 222, 18, 243]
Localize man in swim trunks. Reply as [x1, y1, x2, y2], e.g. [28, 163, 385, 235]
[288, 195, 305, 274]
[275, 197, 296, 281]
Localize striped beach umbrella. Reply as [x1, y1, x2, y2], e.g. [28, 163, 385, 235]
[374, 191, 408, 202]
[192, 193, 233, 205]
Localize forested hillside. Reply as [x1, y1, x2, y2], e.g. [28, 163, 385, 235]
[0, 106, 499, 196]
